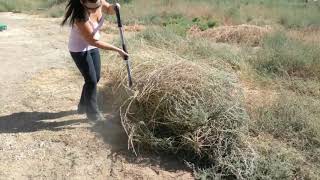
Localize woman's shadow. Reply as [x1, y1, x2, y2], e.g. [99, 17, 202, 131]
[0, 110, 86, 133]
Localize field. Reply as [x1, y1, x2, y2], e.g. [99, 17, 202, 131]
[0, 0, 320, 179]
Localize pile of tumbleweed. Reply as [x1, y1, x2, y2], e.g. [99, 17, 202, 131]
[103, 41, 255, 179]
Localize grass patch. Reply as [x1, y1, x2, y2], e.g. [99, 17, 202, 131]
[249, 135, 319, 180]
[0, 0, 66, 17]
[46, 3, 65, 18]
[138, 27, 243, 70]
[240, 0, 320, 28]
[119, 0, 239, 25]
[137, 13, 217, 37]
[247, 91, 320, 175]
[285, 78, 320, 97]
[254, 94, 320, 150]
[251, 32, 320, 79]
[119, 0, 320, 29]
[0, 0, 38, 12]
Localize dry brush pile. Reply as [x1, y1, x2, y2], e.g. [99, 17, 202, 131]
[103, 41, 256, 178]
[188, 24, 271, 47]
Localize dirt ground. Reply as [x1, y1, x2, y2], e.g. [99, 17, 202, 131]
[0, 12, 193, 180]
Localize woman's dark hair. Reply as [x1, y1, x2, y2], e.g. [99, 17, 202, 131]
[61, 0, 88, 26]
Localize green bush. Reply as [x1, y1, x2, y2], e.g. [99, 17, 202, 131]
[192, 17, 217, 31]
[162, 14, 193, 36]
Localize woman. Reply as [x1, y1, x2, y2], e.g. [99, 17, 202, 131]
[61, 0, 128, 121]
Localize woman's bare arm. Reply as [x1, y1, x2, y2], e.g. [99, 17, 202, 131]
[75, 20, 128, 58]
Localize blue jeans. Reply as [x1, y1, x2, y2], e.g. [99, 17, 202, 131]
[70, 48, 101, 115]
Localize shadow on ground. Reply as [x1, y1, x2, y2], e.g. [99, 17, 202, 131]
[0, 110, 86, 133]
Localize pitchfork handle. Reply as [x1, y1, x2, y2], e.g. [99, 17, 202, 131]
[114, 3, 128, 60]
[114, 4, 123, 28]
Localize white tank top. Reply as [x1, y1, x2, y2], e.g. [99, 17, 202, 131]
[68, 15, 105, 52]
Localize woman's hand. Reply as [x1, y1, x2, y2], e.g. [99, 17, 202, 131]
[118, 49, 129, 59]
[115, 3, 121, 10]
[102, 0, 119, 15]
